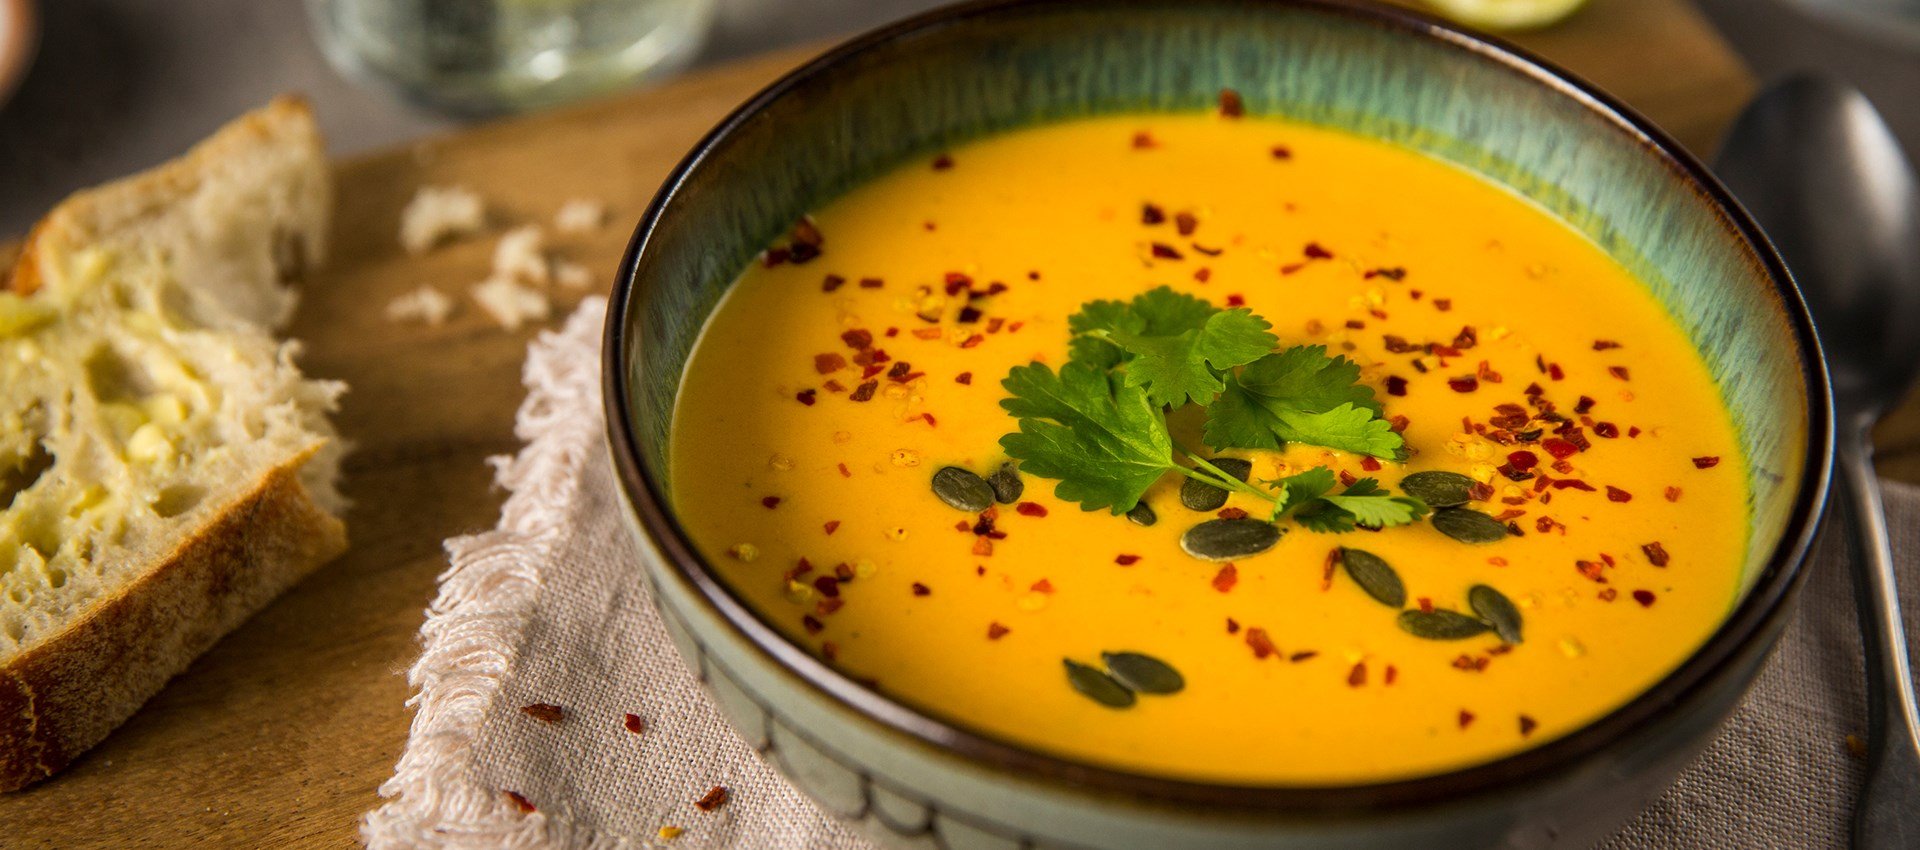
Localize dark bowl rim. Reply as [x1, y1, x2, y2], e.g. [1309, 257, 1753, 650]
[603, 0, 1836, 811]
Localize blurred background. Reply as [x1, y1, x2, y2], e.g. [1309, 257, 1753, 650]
[0, 0, 1915, 236]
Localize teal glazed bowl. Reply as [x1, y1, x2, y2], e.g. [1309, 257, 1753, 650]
[604, 1, 1834, 846]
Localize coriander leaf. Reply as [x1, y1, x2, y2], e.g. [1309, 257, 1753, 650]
[1203, 345, 1404, 459]
[1322, 492, 1428, 529]
[1114, 308, 1276, 407]
[1069, 335, 1128, 370]
[1284, 476, 1430, 533]
[1066, 299, 1138, 368]
[1267, 466, 1337, 515]
[1128, 286, 1219, 336]
[999, 361, 1175, 513]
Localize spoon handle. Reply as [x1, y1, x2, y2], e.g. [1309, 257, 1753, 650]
[1838, 427, 1920, 850]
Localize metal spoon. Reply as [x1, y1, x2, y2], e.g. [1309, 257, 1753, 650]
[1716, 75, 1920, 849]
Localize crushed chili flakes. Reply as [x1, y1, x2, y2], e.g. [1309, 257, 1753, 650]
[841, 328, 872, 349]
[1226, 617, 1241, 634]
[1448, 375, 1479, 393]
[1194, 267, 1212, 282]
[521, 703, 565, 723]
[987, 622, 1010, 640]
[1692, 456, 1721, 469]
[911, 582, 931, 597]
[1016, 501, 1048, 517]
[623, 713, 645, 734]
[1217, 506, 1249, 519]
[849, 381, 877, 402]
[931, 153, 954, 170]
[1665, 486, 1682, 502]
[1599, 587, 1619, 602]
[1519, 715, 1538, 737]
[1290, 650, 1318, 663]
[1608, 366, 1631, 381]
[1458, 710, 1476, 729]
[1225, 293, 1246, 307]
[837, 462, 852, 478]
[1175, 211, 1199, 237]
[1212, 563, 1239, 593]
[1114, 554, 1142, 566]
[794, 389, 817, 406]
[1359, 456, 1382, 472]
[1131, 130, 1158, 149]
[1246, 627, 1278, 659]
[802, 615, 824, 635]
[761, 496, 781, 509]
[858, 277, 884, 289]
[504, 790, 537, 814]
[1434, 298, 1453, 312]
[822, 274, 846, 292]
[1633, 589, 1657, 607]
[1386, 375, 1408, 396]
[821, 520, 840, 536]
[1141, 203, 1166, 224]
[1218, 88, 1245, 117]
[1151, 242, 1184, 260]
[1031, 579, 1054, 594]
[1347, 662, 1368, 687]
[1642, 541, 1670, 567]
[1606, 485, 1633, 503]
[694, 786, 730, 812]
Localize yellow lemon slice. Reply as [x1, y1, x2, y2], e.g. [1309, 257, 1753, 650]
[1423, 0, 1590, 31]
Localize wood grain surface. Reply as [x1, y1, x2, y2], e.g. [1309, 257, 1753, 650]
[4, 2, 1909, 847]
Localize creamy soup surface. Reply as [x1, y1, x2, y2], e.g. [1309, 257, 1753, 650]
[670, 111, 1747, 785]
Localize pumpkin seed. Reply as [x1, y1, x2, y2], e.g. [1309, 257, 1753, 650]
[1469, 584, 1524, 644]
[1126, 500, 1158, 527]
[1180, 518, 1282, 561]
[1431, 507, 1511, 544]
[931, 466, 994, 512]
[1397, 609, 1493, 640]
[1399, 471, 1479, 507]
[1064, 659, 1136, 708]
[987, 462, 1024, 504]
[1338, 548, 1406, 608]
[1101, 651, 1185, 695]
[1179, 457, 1252, 511]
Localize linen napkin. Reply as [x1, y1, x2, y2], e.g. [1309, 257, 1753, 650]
[362, 296, 1919, 849]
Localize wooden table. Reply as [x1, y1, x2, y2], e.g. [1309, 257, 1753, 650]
[6, 1, 1915, 846]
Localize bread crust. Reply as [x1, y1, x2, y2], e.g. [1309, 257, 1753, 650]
[0, 447, 346, 791]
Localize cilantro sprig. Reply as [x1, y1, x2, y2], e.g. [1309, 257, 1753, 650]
[997, 287, 1420, 532]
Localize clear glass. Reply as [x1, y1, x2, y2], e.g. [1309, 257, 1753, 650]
[307, 0, 716, 116]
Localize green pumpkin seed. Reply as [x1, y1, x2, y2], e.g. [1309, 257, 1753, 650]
[987, 462, 1024, 504]
[1064, 659, 1136, 708]
[1179, 457, 1252, 511]
[1338, 548, 1406, 608]
[1469, 584, 1524, 644]
[1431, 507, 1510, 544]
[1397, 609, 1493, 640]
[1180, 518, 1282, 561]
[1399, 471, 1479, 507]
[1126, 500, 1158, 527]
[1101, 651, 1185, 695]
[931, 466, 994, 512]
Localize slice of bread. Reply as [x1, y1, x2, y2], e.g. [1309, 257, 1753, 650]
[0, 97, 346, 791]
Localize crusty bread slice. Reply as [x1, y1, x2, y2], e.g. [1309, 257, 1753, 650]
[0, 97, 346, 791]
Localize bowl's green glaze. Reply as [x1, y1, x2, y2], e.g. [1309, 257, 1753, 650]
[606, 2, 1831, 846]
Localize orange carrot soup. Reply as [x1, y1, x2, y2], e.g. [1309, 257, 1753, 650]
[670, 108, 1746, 785]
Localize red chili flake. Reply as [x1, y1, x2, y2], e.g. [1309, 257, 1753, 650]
[1448, 375, 1479, 393]
[1575, 560, 1607, 582]
[794, 389, 817, 406]
[1303, 242, 1333, 260]
[1271, 144, 1292, 159]
[960, 334, 985, 349]
[1225, 294, 1246, 307]
[761, 496, 781, 509]
[1031, 579, 1054, 594]
[1608, 366, 1631, 381]
[1212, 564, 1239, 593]
[1290, 650, 1318, 663]
[1175, 212, 1199, 236]
[1507, 450, 1538, 471]
[837, 463, 852, 478]
[1633, 589, 1657, 607]
[911, 582, 931, 597]
[762, 247, 790, 267]
[1519, 715, 1539, 737]
[1458, 710, 1476, 729]
[1627, 425, 1642, 438]
[521, 703, 565, 723]
[1150, 242, 1183, 260]
[1434, 298, 1454, 312]
[1542, 438, 1579, 460]
[1452, 326, 1480, 350]
[817, 596, 845, 616]
[1131, 131, 1158, 149]
[1593, 340, 1622, 351]
[1344, 319, 1366, 330]
[1218, 88, 1245, 117]
[1691, 456, 1722, 470]
[1384, 665, 1398, 686]
[1321, 549, 1340, 591]
[1226, 617, 1241, 634]
[972, 537, 993, 557]
[1606, 485, 1633, 503]
[841, 329, 873, 350]
[919, 413, 938, 427]
[847, 381, 877, 402]
[931, 153, 954, 170]
[1360, 456, 1383, 472]
[1570, 395, 1595, 415]
[1477, 362, 1503, 384]
[813, 576, 841, 598]
[822, 274, 846, 293]
[694, 786, 730, 812]
[985, 317, 1006, 334]
[1338, 470, 1358, 487]
[1389, 415, 1411, 432]
[955, 306, 983, 324]
[1553, 479, 1596, 492]
[1382, 335, 1417, 354]
[1347, 662, 1367, 687]
[987, 622, 1010, 640]
[1015, 501, 1048, 517]
[1246, 627, 1278, 659]
[1115, 554, 1142, 566]
[1641, 541, 1671, 567]
[1140, 203, 1166, 225]
[1548, 362, 1565, 381]
[852, 277, 883, 291]
[623, 713, 645, 734]
[1665, 486, 1682, 502]
[504, 790, 537, 814]
[1599, 588, 1619, 602]
[1592, 421, 1622, 439]
[946, 372, 972, 388]
[803, 615, 824, 634]
[1194, 267, 1212, 282]
[823, 380, 845, 393]
[1418, 597, 1435, 613]
[1386, 376, 1408, 396]
[885, 327, 900, 338]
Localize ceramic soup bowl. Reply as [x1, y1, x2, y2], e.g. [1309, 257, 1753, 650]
[604, 1, 1833, 846]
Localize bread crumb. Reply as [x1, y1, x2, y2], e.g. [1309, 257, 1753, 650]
[385, 285, 454, 325]
[493, 225, 550, 285]
[472, 275, 549, 330]
[554, 260, 593, 290]
[399, 185, 486, 254]
[554, 198, 607, 233]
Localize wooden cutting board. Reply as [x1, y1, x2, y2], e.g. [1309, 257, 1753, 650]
[5, 2, 1912, 846]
